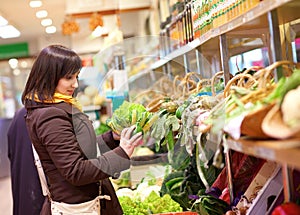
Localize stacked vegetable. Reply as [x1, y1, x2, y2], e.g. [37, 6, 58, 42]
[132, 72, 227, 214]
[118, 184, 183, 215]
[106, 101, 158, 135]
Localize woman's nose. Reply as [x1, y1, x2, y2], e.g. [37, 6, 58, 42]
[72, 79, 79, 88]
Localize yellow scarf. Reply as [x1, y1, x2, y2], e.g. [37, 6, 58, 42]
[33, 92, 82, 111]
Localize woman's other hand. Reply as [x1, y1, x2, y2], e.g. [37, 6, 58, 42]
[112, 131, 121, 140]
[119, 126, 143, 157]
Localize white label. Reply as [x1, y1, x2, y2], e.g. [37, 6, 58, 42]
[113, 69, 129, 92]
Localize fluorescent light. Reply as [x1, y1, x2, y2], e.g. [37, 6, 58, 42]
[36, 10, 48, 18]
[41, 18, 52, 26]
[0, 15, 8, 26]
[29, 0, 42, 8]
[45, 26, 56, 34]
[0, 25, 21, 38]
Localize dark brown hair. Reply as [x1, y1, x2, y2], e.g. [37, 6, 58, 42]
[21, 44, 82, 104]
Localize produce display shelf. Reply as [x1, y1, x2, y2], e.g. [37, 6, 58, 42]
[226, 137, 300, 170]
[151, 0, 293, 70]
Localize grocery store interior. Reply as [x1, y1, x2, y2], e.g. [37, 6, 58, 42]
[1, 0, 300, 214]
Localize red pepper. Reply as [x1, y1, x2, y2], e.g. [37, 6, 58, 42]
[219, 188, 231, 205]
[271, 202, 300, 215]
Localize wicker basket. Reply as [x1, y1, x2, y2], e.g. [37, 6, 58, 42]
[262, 104, 300, 139]
[225, 61, 299, 139]
[240, 103, 275, 138]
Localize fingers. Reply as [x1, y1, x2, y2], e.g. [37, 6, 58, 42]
[119, 125, 144, 157]
[129, 132, 143, 147]
[121, 125, 135, 139]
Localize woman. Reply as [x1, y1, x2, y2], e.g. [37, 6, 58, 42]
[21, 44, 142, 214]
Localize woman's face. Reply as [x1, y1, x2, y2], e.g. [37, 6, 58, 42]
[56, 71, 80, 96]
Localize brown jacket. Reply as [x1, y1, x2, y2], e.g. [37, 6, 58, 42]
[25, 101, 130, 214]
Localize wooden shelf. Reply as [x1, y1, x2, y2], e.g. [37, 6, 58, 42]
[226, 138, 300, 170]
[151, 0, 295, 70]
[148, 0, 300, 204]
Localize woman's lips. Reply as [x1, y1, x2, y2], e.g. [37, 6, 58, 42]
[67, 90, 74, 95]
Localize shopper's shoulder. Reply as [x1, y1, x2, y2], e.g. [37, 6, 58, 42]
[33, 104, 69, 118]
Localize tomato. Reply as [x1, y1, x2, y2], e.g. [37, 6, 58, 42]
[271, 202, 300, 215]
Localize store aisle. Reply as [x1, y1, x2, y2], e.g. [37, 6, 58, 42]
[0, 176, 13, 215]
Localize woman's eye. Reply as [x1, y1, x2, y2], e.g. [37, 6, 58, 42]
[65, 74, 77, 80]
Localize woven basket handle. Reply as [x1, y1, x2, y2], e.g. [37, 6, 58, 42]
[211, 71, 224, 97]
[223, 73, 257, 97]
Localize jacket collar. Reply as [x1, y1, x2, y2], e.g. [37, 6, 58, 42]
[25, 99, 82, 115]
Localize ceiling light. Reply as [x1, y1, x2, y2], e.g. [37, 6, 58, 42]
[29, 0, 42, 8]
[8, 58, 18, 69]
[0, 25, 21, 39]
[0, 15, 8, 26]
[36, 10, 48, 18]
[45, 26, 56, 34]
[21, 61, 28, 68]
[41, 18, 52, 26]
[13, 69, 21, 76]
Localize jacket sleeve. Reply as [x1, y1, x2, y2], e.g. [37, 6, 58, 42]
[33, 107, 130, 186]
[96, 131, 120, 154]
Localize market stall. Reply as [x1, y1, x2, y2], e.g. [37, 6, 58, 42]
[94, 0, 300, 214]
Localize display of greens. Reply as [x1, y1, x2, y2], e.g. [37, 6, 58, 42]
[118, 191, 182, 215]
[113, 63, 300, 215]
[160, 148, 222, 212]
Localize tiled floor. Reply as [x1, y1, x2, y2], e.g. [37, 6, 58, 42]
[0, 176, 13, 215]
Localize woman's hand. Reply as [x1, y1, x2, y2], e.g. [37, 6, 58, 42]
[112, 131, 121, 140]
[119, 125, 143, 157]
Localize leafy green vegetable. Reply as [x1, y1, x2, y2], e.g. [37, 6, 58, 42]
[160, 148, 222, 211]
[263, 76, 286, 103]
[107, 101, 156, 135]
[94, 122, 111, 135]
[280, 69, 300, 102]
[170, 142, 191, 171]
[265, 69, 300, 106]
[191, 195, 229, 215]
[118, 196, 149, 215]
[118, 191, 182, 215]
[150, 110, 180, 162]
[144, 191, 183, 214]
